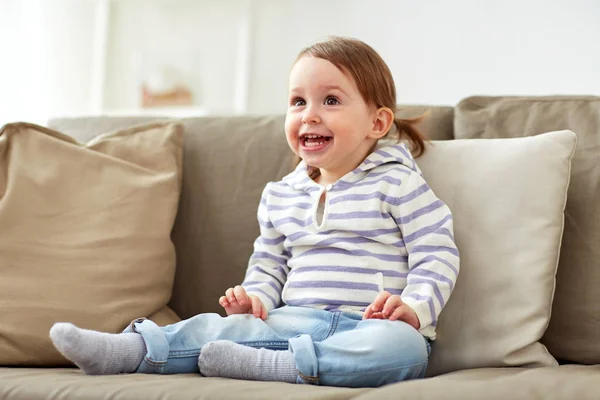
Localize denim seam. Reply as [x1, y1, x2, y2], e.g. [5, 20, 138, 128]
[238, 341, 289, 349]
[317, 360, 428, 377]
[168, 341, 289, 362]
[143, 356, 167, 367]
[167, 349, 202, 358]
[324, 312, 340, 339]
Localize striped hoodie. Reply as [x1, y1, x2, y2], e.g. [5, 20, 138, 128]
[242, 141, 459, 339]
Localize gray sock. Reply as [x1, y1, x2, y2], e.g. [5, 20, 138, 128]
[49, 322, 146, 375]
[198, 340, 297, 383]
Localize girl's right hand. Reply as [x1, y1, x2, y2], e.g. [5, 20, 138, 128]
[219, 285, 268, 320]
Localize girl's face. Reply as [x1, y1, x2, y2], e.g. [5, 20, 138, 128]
[285, 56, 380, 184]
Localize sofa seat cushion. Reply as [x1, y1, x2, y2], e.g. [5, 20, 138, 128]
[0, 368, 368, 400]
[1, 366, 598, 400]
[357, 365, 600, 400]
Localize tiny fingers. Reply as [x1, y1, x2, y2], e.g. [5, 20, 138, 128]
[260, 303, 268, 320]
[233, 285, 248, 306]
[371, 291, 391, 313]
[364, 292, 394, 319]
[388, 305, 407, 321]
[250, 296, 263, 319]
[225, 288, 236, 304]
[382, 295, 402, 318]
[219, 295, 230, 308]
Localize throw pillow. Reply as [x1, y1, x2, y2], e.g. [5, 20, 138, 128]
[454, 95, 600, 364]
[412, 130, 576, 376]
[0, 121, 183, 366]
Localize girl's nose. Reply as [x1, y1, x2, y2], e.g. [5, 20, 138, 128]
[301, 105, 321, 125]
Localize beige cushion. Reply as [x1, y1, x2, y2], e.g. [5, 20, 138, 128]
[412, 130, 576, 376]
[0, 122, 183, 366]
[454, 95, 600, 364]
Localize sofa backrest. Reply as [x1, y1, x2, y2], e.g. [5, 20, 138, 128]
[48, 106, 454, 319]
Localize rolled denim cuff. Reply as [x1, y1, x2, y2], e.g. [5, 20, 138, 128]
[288, 334, 319, 385]
[124, 317, 170, 374]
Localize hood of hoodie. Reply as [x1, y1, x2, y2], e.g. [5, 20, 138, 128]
[282, 140, 421, 193]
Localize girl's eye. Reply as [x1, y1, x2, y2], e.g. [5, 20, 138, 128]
[324, 96, 340, 106]
[291, 98, 305, 107]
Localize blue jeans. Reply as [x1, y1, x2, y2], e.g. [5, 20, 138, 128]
[123, 306, 430, 388]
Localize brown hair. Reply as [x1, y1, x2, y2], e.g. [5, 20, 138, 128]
[291, 36, 428, 173]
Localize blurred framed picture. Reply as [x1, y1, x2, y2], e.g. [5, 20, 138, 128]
[136, 50, 201, 109]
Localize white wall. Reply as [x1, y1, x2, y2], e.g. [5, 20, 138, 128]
[248, 0, 600, 114]
[1, 0, 599, 123]
[0, 0, 98, 125]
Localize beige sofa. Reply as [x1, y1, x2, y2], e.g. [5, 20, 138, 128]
[1, 95, 599, 399]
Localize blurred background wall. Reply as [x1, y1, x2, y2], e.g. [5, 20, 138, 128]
[1, 0, 599, 125]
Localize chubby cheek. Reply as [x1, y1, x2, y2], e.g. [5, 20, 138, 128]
[284, 113, 301, 155]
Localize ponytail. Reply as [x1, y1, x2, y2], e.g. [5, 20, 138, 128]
[391, 111, 429, 158]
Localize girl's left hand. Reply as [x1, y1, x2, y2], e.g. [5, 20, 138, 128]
[363, 291, 420, 330]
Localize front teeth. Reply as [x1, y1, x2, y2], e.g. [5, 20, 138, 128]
[302, 134, 328, 147]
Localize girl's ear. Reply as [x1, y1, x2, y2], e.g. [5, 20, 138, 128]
[369, 107, 395, 139]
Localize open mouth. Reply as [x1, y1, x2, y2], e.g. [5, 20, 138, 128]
[300, 134, 333, 149]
